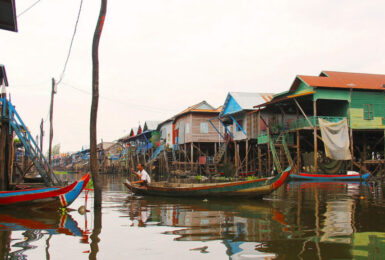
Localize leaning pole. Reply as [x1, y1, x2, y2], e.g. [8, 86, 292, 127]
[90, 0, 107, 209]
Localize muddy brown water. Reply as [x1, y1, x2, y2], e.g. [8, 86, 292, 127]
[1, 173, 385, 259]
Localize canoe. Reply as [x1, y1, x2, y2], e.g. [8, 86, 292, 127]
[290, 172, 370, 181]
[0, 173, 90, 209]
[124, 167, 292, 199]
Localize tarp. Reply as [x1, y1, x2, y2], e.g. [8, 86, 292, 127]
[319, 118, 351, 160]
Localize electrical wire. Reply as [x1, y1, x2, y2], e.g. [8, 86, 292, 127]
[56, 0, 84, 86]
[17, 0, 43, 18]
[61, 82, 180, 114]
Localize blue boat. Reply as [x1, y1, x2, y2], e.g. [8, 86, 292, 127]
[290, 172, 370, 181]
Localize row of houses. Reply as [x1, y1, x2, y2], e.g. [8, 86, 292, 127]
[53, 70, 385, 178]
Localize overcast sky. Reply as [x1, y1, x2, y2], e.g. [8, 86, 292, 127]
[1, 0, 384, 152]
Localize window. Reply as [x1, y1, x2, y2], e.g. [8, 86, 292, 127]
[185, 123, 190, 134]
[236, 120, 243, 132]
[200, 122, 208, 134]
[363, 104, 373, 120]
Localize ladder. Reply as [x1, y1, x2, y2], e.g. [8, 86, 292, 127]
[269, 133, 282, 173]
[275, 132, 294, 167]
[6, 99, 61, 186]
[214, 143, 227, 164]
[147, 144, 165, 165]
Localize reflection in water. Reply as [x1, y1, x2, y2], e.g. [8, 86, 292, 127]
[89, 207, 102, 260]
[0, 209, 84, 259]
[2, 174, 385, 259]
[0, 230, 11, 259]
[122, 196, 288, 258]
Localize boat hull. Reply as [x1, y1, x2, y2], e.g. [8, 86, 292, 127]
[0, 174, 90, 209]
[125, 167, 291, 199]
[290, 172, 370, 181]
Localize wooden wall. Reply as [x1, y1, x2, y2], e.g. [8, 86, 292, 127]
[175, 112, 221, 144]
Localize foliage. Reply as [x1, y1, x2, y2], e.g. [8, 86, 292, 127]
[54, 171, 68, 175]
[223, 162, 235, 177]
[86, 178, 94, 189]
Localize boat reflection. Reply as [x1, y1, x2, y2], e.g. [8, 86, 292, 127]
[123, 196, 290, 258]
[0, 209, 84, 259]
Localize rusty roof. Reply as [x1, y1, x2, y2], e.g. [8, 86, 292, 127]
[174, 101, 219, 120]
[296, 71, 385, 91]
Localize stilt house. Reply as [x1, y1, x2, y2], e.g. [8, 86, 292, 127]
[255, 71, 385, 176]
[171, 101, 222, 172]
[210, 92, 274, 175]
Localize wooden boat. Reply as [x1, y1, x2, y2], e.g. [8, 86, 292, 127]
[0, 173, 90, 209]
[124, 167, 292, 199]
[290, 172, 370, 181]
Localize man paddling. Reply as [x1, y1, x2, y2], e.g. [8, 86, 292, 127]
[130, 164, 151, 186]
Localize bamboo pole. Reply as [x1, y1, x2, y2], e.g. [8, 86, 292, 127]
[313, 99, 318, 173]
[48, 78, 56, 167]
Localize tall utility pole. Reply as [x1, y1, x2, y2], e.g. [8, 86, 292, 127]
[48, 78, 56, 167]
[90, 0, 107, 209]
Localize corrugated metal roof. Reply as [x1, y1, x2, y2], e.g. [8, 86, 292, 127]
[220, 92, 274, 116]
[297, 71, 385, 90]
[229, 92, 275, 109]
[173, 101, 219, 121]
[144, 121, 161, 131]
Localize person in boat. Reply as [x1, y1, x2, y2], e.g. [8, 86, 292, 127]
[130, 164, 151, 186]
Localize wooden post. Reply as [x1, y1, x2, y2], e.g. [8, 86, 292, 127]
[350, 130, 354, 171]
[0, 91, 9, 190]
[190, 142, 193, 172]
[48, 78, 56, 167]
[90, 0, 107, 209]
[0, 121, 9, 190]
[246, 139, 249, 174]
[267, 128, 271, 175]
[297, 130, 301, 173]
[234, 141, 238, 176]
[40, 118, 44, 158]
[313, 99, 318, 173]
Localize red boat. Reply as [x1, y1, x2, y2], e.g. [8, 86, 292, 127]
[0, 174, 90, 209]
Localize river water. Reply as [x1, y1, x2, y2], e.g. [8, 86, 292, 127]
[1, 173, 385, 259]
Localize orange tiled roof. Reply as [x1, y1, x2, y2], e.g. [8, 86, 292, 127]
[297, 71, 385, 90]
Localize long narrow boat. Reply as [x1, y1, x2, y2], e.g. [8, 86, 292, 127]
[290, 172, 370, 181]
[124, 167, 291, 199]
[0, 173, 90, 209]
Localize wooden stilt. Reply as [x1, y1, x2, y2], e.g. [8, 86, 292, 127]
[190, 143, 193, 172]
[297, 130, 301, 174]
[0, 123, 8, 190]
[313, 100, 318, 173]
[246, 139, 249, 174]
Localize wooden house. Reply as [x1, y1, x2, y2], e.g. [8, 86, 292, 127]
[208, 92, 274, 175]
[217, 92, 274, 141]
[255, 71, 385, 176]
[157, 118, 174, 148]
[171, 101, 222, 172]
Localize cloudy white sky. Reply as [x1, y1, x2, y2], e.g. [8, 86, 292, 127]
[1, 0, 384, 152]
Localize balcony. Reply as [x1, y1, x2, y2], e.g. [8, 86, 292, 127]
[289, 116, 346, 130]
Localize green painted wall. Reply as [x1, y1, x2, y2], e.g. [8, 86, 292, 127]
[296, 81, 313, 94]
[350, 91, 385, 129]
[313, 88, 351, 101]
